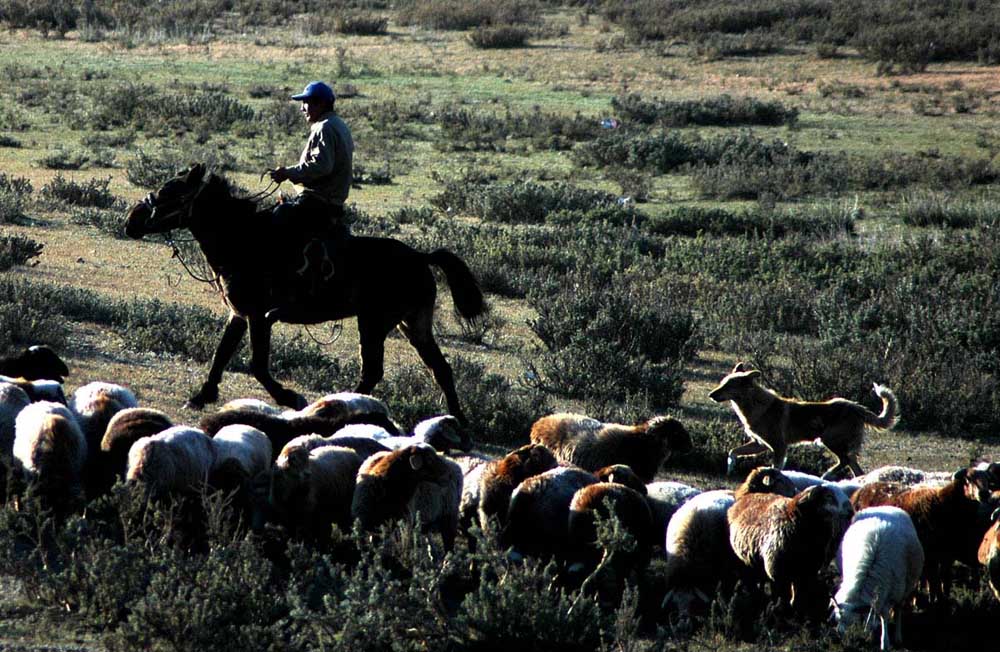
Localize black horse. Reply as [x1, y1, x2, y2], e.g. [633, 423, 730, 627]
[124, 164, 485, 421]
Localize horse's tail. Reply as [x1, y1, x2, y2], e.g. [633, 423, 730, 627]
[426, 249, 485, 321]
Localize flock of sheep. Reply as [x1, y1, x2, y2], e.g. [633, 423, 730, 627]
[3, 345, 1000, 650]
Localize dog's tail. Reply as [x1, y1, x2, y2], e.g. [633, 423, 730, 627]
[864, 383, 899, 430]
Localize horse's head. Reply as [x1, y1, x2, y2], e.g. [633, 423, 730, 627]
[124, 163, 220, 239]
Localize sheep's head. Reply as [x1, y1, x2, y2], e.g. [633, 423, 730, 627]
[22, 345, 69, 382]
[792, 485, 842, 524]
[708, 367, 761, 403]
[414, 415, 471, 453]
[739, 467, 797, 498]
[407, 443, 448, 476]
[649, 416, 693, 456]
[126, 439, 173, 497]
[596, 464, 647, 495]
[271, 446, 311, 507]
[956, 467, 994, 504]
[507, 443, 558, 476]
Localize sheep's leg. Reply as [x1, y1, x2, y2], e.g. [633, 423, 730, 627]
[399, 309, 465, 424]
[187, 314, 248, 409]
[248, 317, 306, 409]
[727, 440, 770, 475]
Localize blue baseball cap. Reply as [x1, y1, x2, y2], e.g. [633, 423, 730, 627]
[291, 81, 335, 102]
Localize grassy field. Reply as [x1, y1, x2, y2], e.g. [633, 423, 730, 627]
[3, 1, 1000, 649]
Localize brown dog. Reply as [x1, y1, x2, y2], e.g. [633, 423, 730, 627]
[709, 363, 898, 479]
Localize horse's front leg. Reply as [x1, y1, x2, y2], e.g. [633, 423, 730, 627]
[186, 312, 248, 410]
[248, 316, 306, 410]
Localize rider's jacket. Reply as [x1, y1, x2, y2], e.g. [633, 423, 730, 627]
[285, 110, 354, 207]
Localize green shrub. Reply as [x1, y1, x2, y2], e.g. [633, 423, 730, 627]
[899, 190, 1000, 229]
[468, 24, 530, 48]
[526, 269, 698, 408]
[432, 173, 624, 224]
[0, 233, 43, 271]
[37, 148, 90, 170]
[612, 93, 798, 127]
[334, 12, 388, 35]
[41, 174, 117, 208]
[0, 173, 32, 225]
[436, 106, 598, 152]
[70, 206, 128, 238]
[396, 0, 538, 30]
[0, 135, 21, 147]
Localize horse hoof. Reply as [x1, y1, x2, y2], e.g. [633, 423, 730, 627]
[185, 399, 206, 411]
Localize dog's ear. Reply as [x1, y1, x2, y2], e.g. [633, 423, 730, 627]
[733, 362, 749, 373]
[953, 467, 969, 484]
[746, 369, 762, 381]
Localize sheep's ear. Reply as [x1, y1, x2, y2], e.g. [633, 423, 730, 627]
[409, 452, 424, 471]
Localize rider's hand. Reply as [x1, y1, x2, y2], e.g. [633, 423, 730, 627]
[270, 167, 290, 183]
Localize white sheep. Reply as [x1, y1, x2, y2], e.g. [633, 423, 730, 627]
[332, 414, 469, 454]
[661, 467, 797, 615]
[291, 392, 391, 421]
[221, 398, 283, 415]
[12, 400, 87, 499]
[855, 465, 953, 488]
[0, 381, 30, 457]
[126, 426, 215, 498]
[69, 381, 139, 446]
[211, 424, 272, 480]
[645, 480, 701, 543]
[0, 375, 66, 404]
[833, 506, 924, 651]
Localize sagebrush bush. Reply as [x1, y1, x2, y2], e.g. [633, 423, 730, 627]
[396, 0, 538, 30]
[432, 173, 624, 224]
[526, 269, 698, 408]
[612, 93, 798, 127]
[0, 233, 44, 271]
[41, 174, 117, 208]
[899, 190, 1000, 229]
[468, 24, 530, 48]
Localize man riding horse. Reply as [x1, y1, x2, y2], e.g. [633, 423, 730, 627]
[267, 80, 354, 320]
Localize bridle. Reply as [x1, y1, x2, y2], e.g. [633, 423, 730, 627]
[143, 173, 220, 286]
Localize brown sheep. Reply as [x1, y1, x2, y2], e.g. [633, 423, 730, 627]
[351, 443, 463, 550]
[661, 467, 798, 617]
[851, 466, 994, 603]
[13, 401, 87, 506]
[978, 513, 1000, 601]
[728, 484, 847, 612]
[101, 408, 174, 483]
[529, 412, 692, 483]
[477, 443, 559, 533]
[567, 482, 655, 602]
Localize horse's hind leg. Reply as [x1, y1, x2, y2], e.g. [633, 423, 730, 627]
[187, 312, 247, 410]
[399, 308, 465, 423]
[248, 316, 306, 410]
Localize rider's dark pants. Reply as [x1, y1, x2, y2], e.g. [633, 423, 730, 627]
[269, 195, 349, 247]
